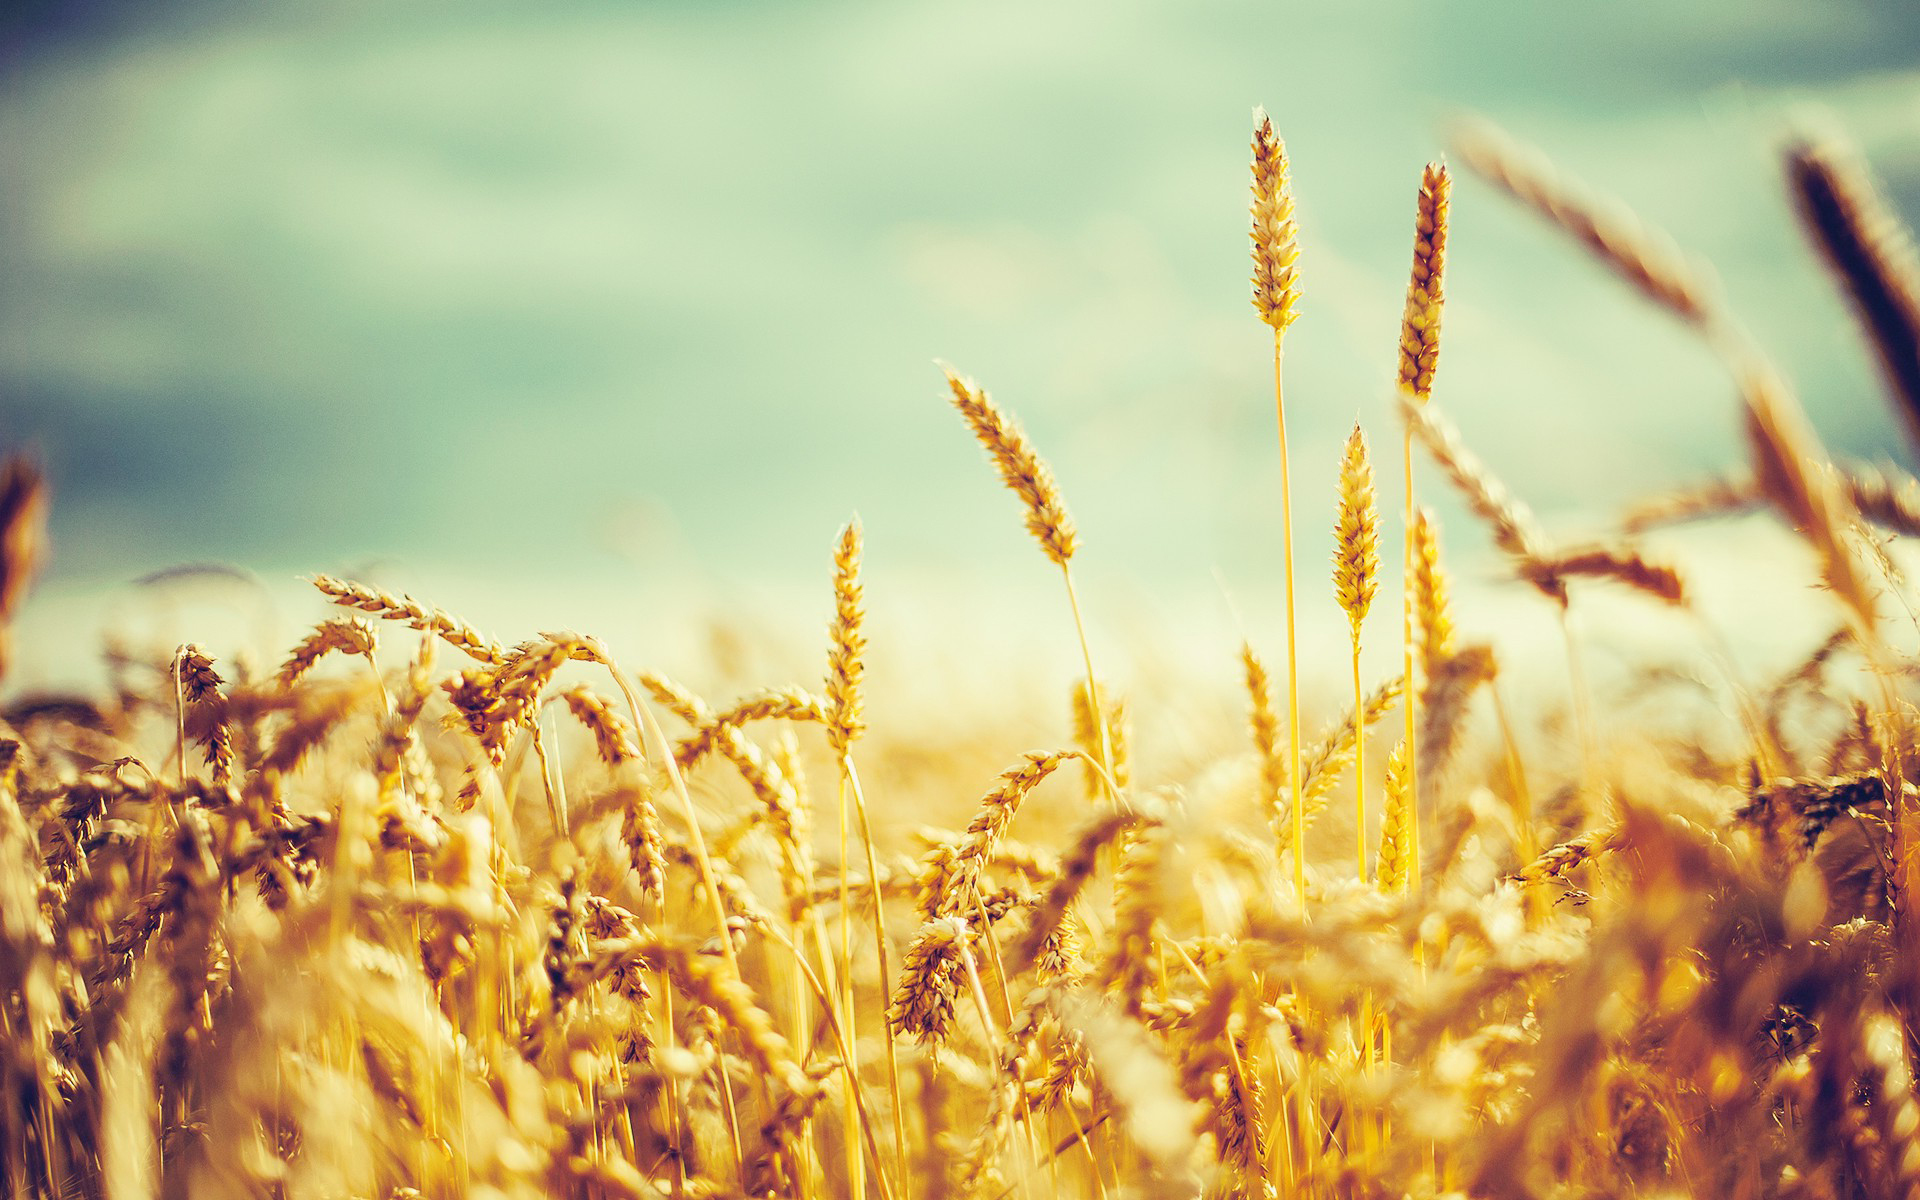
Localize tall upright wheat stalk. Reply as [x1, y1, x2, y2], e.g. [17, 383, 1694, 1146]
[1250, 109, 1305, 908]
[1396, 162, 1450, 896]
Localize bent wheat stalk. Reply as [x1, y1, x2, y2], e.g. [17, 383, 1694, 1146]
[941, 365, 1113, 806]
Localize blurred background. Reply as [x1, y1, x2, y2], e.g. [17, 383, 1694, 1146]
[3, 0, 1918, 701]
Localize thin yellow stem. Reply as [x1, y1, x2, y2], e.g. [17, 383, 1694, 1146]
[1401, 421, 1420, 896]
[1274, 333, 1305, 907]
[1273, 329, 1313, 1195]
[1352, 637, 1374, 1164]
[966, 889, 1055, 1194]
[1559, 604, 1596, 796]
[1352, 644, 1366, 883]
[605, 667, 694, 1180]
[845, 755, 911, 1198]
[838, 771, 863, 1200]
[1061, 564, 1114, 802]
[758, 922, 899, 1200]
[629, 692, 754, 1181]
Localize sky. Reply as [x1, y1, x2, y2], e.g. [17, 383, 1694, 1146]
[2, 0, 1919, 691]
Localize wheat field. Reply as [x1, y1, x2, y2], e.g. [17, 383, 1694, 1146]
[3, 113, 1920, 1200]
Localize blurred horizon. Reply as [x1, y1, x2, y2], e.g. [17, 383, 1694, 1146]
[3, 0, 1919, 690]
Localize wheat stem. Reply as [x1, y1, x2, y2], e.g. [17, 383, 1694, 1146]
[845, 755, 910, 1196]
[1274, 336, 1305, 908]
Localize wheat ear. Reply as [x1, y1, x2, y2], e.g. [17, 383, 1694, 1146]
[278, 616, 379, 687]
[941, 367, 1079, 568]
[1451, 117, 1713, 327]
[311, 574, 506, 665]
[1334, 423, 1380, 883]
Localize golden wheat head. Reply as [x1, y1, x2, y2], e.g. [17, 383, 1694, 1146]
[824, 516, 866, 758]
[1250, 108, 1301, 333]
[1334, 423, 1381, 638]
[1399, 162, 1450, 400]
[941, 365, 1080, 566]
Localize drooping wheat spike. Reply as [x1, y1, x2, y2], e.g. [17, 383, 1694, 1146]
[1376, 740, 1412, 893]
[644, 672, 806, 868]
[673, 687, 826, 773]
[888, 916, 967, 1045]
[1509, 826, 1618, 885]
[615, 765, 665, 902]
[1252, 108, 1307, 908]
[0, 456, 48, 687]
[941, 367, 1079, 567]
[1451, 117, 1714, 328]
[1400, 163, 1450, 400]
[560, 686, 642, 765]
[278, 616, 378, 687]
[1620, 475, 1758, 532]
[1335, 423, 1380, 882]
[174, 645, 232, 786]
[929, 751, 1074, 918]
[1250, 109, 1301, 333]
[443, 637, 576, 771]
[1399, 389, 1563, 603]
[1524, 545, 1688, 607]
[1786, 138, 1920, 453]
[942, 362, 1112, 810]
[825, 517, 866, 759]
[311, 574, 506, 665]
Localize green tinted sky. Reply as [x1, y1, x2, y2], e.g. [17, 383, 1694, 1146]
[2, 0, 1917, 603]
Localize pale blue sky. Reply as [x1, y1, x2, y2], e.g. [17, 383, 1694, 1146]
[2, 0, 1917, 609]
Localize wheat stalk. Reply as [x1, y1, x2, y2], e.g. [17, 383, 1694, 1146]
[940, 365, 1113, 813]
[1397, 162, 1449, 910]
[1252, 108, 1308, 915]
[1335, 424, 1380, 884]
[819, 519, 909, 1196]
